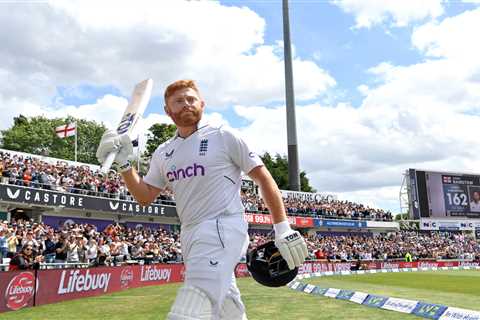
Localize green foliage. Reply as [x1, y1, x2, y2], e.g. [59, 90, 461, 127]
[143, 123, 177, 158]
[0, 115, 107, 164]
[395, 213, 409, 221]
[260, 152, 315, 192]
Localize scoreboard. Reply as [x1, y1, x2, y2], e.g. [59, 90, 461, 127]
[408, 169, 480, 219]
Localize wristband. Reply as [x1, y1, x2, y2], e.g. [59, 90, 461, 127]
[273, 220, 291, 235]
[118, 160, 132, 173]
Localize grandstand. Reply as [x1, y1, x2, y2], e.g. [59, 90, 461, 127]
[1, 148, 479, 318]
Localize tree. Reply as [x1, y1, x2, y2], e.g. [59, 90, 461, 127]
[260, 152, 316, 192]
[143, 123, 177, 158]
[0, 115, 107, 164]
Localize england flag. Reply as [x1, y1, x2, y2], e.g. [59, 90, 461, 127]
[55, 123, 76, 138]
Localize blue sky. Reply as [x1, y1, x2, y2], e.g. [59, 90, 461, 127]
[2, 1, 480, 212]
[54, 1, 426, 125]
[56, 1, 475, 116]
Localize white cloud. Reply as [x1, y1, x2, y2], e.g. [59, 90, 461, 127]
[229, 8, 480, 212]
[332, 0, 444, 28]
[0, 0, 334, 108]
[0, 94, 128, 130]
[412, 8, 480, 60]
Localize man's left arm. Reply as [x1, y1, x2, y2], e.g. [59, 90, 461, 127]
[248, 166, 308, 270]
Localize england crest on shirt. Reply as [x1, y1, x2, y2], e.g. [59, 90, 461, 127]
[199, 139, 208, 156]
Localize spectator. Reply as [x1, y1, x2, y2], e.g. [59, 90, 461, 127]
[85, 238, 98, 264]
[9, 244, 43, 271]
[54, 234, 68, 263]
[0, 229, 8, 261]
[43, 232, 57, 263]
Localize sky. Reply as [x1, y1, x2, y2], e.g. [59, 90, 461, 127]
[1, 0, 480, 213]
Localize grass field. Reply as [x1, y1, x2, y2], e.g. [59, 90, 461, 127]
[3, 270, 479, 320]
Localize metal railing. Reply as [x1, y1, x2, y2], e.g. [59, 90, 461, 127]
[0, 261, 90, 272]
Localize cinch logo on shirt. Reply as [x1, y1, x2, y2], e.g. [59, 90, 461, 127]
[166, 163, 205, 182]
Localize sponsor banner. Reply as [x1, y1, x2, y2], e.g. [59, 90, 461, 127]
[324, 288, 341, 298]
[295, 283, 307, 292]
[290, 282, 301, 290]
[350, 292, 369, 304]
[294, 216, 314, 228]
[412, 302, 448, 319]
[36, 264, 184, 306]
[362, 295, 388, 308]
[123, 222, 172, 231]
[280, 190, 337, 202]
[381, 297, 419, 314]
[298, 261, 352, 274]
[303, 284, 317, 293]
[0, 271, 36, 313]
[42, 216, 113, 231]
[371, 261, 478, 270]
[0, 264, 191, 312]
[439, 307, 480, 320]
[244, 213, 296, 226]
[366, 220, 400, 229]
[0, 184, 177, 217]
[314, 219, 367, 228]
[336, 290, 355, 301]
[459, 261, 480, 267]
[420, 219, 480, 231]
[312, 287, 328, 295]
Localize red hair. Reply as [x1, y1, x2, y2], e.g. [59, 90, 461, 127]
[164, 79, 201, 103]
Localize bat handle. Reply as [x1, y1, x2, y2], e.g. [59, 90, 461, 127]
[100, 152, 117, 174]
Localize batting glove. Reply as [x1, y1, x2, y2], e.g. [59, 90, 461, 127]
[274, 221, 308, 270]
[96, 130, 134, 172]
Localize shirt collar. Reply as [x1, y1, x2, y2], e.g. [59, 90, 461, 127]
[174, 118, 209, 140]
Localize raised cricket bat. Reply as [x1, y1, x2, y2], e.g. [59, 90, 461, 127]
[100, 78, 153, 174]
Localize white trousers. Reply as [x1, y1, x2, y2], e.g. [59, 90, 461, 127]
[180, 214, 249, 319]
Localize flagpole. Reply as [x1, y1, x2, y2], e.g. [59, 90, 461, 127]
[74, 122, 78, 163]
[137, 134, 140, 172]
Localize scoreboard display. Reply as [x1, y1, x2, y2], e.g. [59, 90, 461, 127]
[408, 169, 480, 218]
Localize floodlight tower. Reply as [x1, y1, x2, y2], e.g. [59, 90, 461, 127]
[282, 0, 300, 191]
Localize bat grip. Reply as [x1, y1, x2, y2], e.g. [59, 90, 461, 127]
[100, 152, 117, 174]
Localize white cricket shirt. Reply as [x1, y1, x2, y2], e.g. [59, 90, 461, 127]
[143, 123, 263, 226]
[470, 201, 480, 212]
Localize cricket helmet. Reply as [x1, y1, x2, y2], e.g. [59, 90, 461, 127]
[246, 241, 298, 287]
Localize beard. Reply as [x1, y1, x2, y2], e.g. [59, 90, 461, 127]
[169, 107, 202, 127]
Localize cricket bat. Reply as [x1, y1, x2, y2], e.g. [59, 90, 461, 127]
[100, 78, 153, 174]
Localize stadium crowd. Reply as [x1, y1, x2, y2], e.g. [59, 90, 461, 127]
[2, 219, 479, 270]
[0, 219, 182, 269]
[0, 150, 393, 221]
[242, 190, 392, 221]
[308, 232, 479, 261]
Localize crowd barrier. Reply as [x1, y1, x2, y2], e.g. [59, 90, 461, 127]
[297, 260, 480, 274]
[1, 260, 477, 314]
[0, 262, 250, 313]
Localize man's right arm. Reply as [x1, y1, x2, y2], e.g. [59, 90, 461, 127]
[96, 130, 164, 207]
[121, 168, 162, 207]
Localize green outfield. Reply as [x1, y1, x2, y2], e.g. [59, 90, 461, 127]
[3, 270, 479, 320]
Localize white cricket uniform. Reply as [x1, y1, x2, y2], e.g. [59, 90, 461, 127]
[144, 122, 263, 318]
[470, 201, 480, 212]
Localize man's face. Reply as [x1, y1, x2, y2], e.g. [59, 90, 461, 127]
[474, 192, 480, 201]
[165, 88, 204, 127]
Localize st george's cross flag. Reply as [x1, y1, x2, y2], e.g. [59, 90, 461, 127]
[55, 123, 76, 138]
